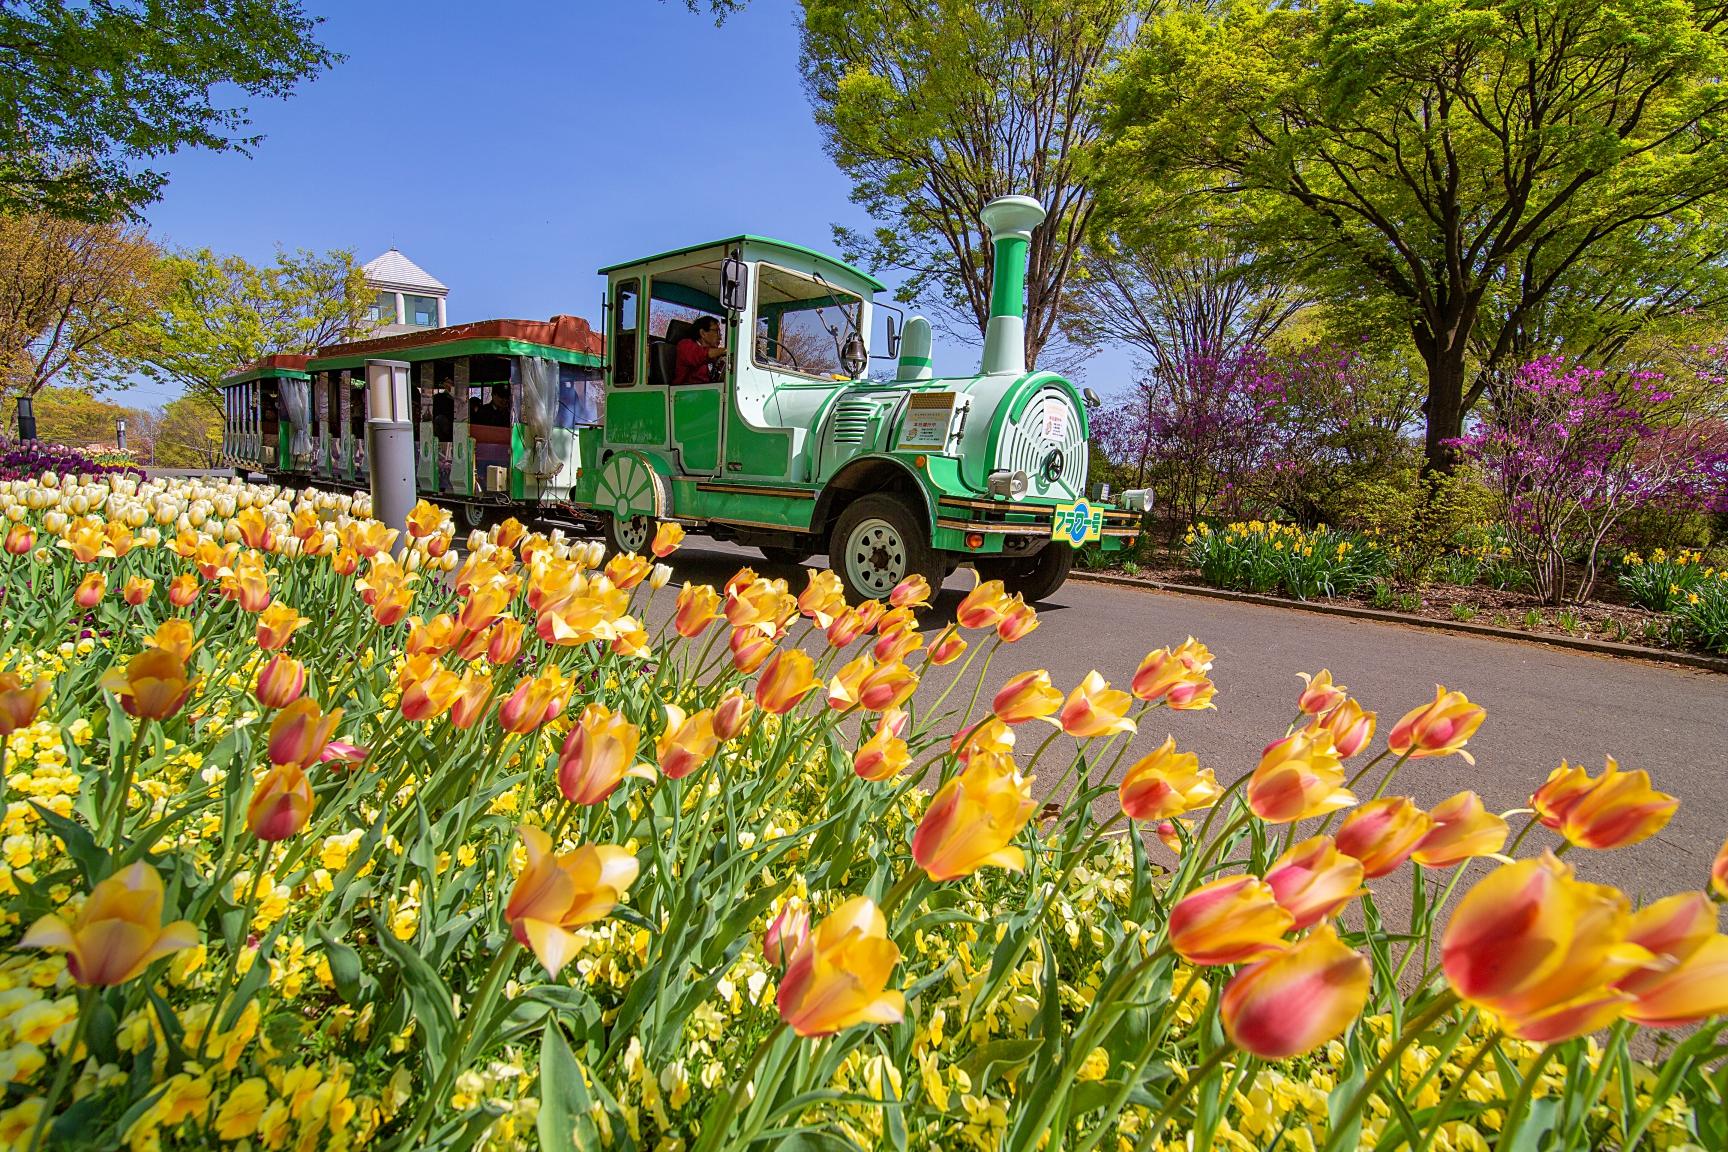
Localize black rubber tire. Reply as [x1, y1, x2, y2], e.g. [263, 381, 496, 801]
[455, 501, 498, 531]
[830, 494, 944, 605]
[757, 545, 813, 567]
[976, 545, 1073, 603]
[602, 511, 652, 556]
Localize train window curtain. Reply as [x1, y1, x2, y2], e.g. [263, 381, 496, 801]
[281, 377, 312, 460]
[515, 356, 559, 477]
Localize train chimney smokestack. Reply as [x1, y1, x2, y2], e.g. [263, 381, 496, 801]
[979, 195, 1046, 376]
[896, 316, 934, 382]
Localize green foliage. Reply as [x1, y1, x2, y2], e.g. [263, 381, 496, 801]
[130, 247, 368, 407]
[29, 386, 150, 452]
[1184, 520, 1390, 600]
[0, 1, 337, 221]
[1618, 548, 1715, 612]
[1672, 571, 1728, 653]
[801, 0, 1144, 364]
[150, 395, 223, 469]
[1096, 0, 1728, 470]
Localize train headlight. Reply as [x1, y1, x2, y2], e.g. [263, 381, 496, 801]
[987, 469, 1029, 500]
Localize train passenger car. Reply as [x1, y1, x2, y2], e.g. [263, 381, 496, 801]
[219, 355, 310, 475]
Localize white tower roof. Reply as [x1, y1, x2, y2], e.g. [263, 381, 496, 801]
[362, 248, 447, 294]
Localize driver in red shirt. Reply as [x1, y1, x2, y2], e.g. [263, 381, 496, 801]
[674, 316, 727, 385]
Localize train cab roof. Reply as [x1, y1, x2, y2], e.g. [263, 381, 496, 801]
[598, 236, 886, 294]
[222, 354, 311, 386]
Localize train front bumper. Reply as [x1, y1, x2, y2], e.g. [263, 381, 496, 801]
[931, 492, 1146, 555]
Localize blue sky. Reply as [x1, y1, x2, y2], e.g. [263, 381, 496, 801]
[134, 0, 1127, 407]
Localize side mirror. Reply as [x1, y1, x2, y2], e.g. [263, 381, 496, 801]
[721, 254, 747, 313]
[885, 314, 901, 359]
[1082, 387, 1102, 408]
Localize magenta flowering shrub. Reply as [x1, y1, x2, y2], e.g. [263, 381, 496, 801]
[1452, 357, 1728, 605]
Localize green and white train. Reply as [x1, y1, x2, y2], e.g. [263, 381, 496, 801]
[221, 196, 1147, 602]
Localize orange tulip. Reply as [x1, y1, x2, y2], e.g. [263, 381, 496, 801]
[19, 863, 197, 986]
[799, 570, 847, 627]
[456, 581, 513, 635]
[100, 647, 195, 721]
[854, 709, 911, 782]
[1222, 923, 1370, 1059]
[1059, 671, 1136, 738]
[674, 583, 721, 638]
[713, 689, 754, 741]
[74, 571, 106, 608]
[755, 648, 819, 715]
[490, 517, 526, 550]
[890, 574, 931, 609]
[150, 619, 198, 663]
[267, 699, 343, 769]
[122, 576, 154, 606]
[1386, 685, 1485, 762]
[449, 670, 495, 730]
[0, 672, 51, 737]
[1558, 757, 1678, 851]
[775, 896, 904, 1038]
[1335, 797, 1432, 878]
[219, 557, 272, 613]
[254, 654, 306, 709]
[344, 519, 397, 558]
[913, 752, 1036, 881]
[399, 657, 463, 722]
[1310, 698, 1375, 759]
[1264, 835, 1365, 931]
[3, 523, 32, 555]
[1296, 670, 1347, 716]
[610, 616, 652, 660]
[558, 703, 651, 804]
[729, 626, 776, 675]
[1412, 791, 1508, 868]
[726, 577, 796, 635]
[657, 704, 719, 780]
[1714, 835, 1728, 900]
[167, 572, 199, 607]
[1168, 875, 1294, 966]
[505, 825, 639, 977]
[604, 551, 651, 590]
[497, 665, 571, 735]
[650, 520, 685, 557]
[954, 578, 1009, 630]
[1118, 735, 1220, 822]
[331, 546, 359, 577]
[952, 717, 1015, 764]
[246, 761, 315, 841]
[927, 627, 967, 666]
[1246, 730, 1353, 824]
[231, 507, 275, 550]
[993, 669, 1062, 725]
[763, 898, 810, 970]
[255, 602, 308, 651]
[405, 500, 443, 539]
[825, 605, 871, 648]
[833, 658, 918, 713]
[1441, 853, 1646, 1042]
[996, 595, 1039, 642]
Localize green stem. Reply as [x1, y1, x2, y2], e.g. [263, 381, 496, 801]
[1493, 1044, 1559, 1152]
[1132, 1043, 1234, 1152]
[27, 985, 93, 1152]
[396, 939, 523, 1149]
[692, 1021, 788, 1152]
[1320, 992, 1459, 1152]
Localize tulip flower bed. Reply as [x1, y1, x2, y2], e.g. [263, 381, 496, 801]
[0, 471, 1725, 1152]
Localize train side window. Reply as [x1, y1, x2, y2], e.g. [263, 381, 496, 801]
[612, 279, 639, 386]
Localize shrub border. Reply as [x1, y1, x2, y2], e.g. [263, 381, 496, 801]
[1069, 570, 1728, 675]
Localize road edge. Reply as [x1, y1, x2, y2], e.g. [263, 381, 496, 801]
[1068, 570, 1728, 675]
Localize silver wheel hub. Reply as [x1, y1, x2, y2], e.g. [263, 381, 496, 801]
[616, 515, 649, 553]
[845, 518, 908, 596]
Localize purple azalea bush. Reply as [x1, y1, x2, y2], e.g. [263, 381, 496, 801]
[1452, 356, 1728, 605]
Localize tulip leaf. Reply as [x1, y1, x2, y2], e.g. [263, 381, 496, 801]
[313, 924, 367, 1004]
[955, 1038, 1043, 1088]
[537, 1018, 601, 1151]
[221, 917, 286, 1032]
[771, 1132, 864, 1152]
[373, 910, 457, 1081]
[29, 801, 109, 886]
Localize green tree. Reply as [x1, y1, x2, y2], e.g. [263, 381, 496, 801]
[0, 1, 337, 222]
[1099, 0, 1728, 471]
[801, 0, 1147, 368]
[151, 394, 223, 468]
[30, 385, 148, 451]
[0, 210, 162, 403]
[131, 247, 368, 411]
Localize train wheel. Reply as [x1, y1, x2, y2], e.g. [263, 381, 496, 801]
[603, 512, 652, 556]
[976, 545, 1073, 603]
[831, 495, 941, 605]
[456, 502, 497, 531]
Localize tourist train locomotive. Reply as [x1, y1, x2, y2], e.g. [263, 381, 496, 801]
[220, 196, 1148, 602]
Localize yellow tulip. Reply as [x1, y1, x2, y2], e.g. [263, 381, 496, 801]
[20, 863, 198, 986]
[255, 602, 309, 652]
[1412, 791, 1508, 868]
[1558, 757, 1678, 851]
[798, 569, 847, 627]
[73, 570, 106, 608]
[266, 699, 343, 769]
[674, 583, 721, 639]
[1295, 670, 1347, 717]
[1118, 735, 1219, 822]
[853, 710, 911, 782]
[505, 825, 639, 977]
[1386, 685, 1485, 762]
[996, 595, 1039, 642]
[890, 574, 931, 609]
[1334, 797, 1432, 878]
[992, 669, 1062, 725]
[497, 665, 571, 734]
[1058, 670, 1136, 738]
[100, 647, 196, 721]
[651, 520, 686, 558]
[1263, 835, 1365, 931]
[0, 672, 51, 738]
[912, 752, 1036, 881]
[1309, 698, 1375, 759]
[775, 896, 904, 1037]
[1168, 875, 1294, 966]
[246, 762, 314, 841]
[1246, 730, 1353, 824]
[1714, 835, 1728, 900]
[122, 575, 154, 606]
[954, 578, 1009, 630]
[558, 702, 650, 804]
[253, 654, 306, 710]
[656, 704, 720, 780]
[755, 648, 819, 715]
[1221, 924, 1370, 1059]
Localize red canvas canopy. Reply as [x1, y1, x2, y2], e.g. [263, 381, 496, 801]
[315, 316, 604, 359]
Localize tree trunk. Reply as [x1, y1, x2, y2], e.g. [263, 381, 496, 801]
[1415, 329, 1470, 475]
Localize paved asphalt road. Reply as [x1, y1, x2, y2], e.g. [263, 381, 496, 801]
[641, 540, 1727, 906]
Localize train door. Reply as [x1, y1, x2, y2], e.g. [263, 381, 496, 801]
[603, 278, 666, 451]
[651, 261, 728, 476]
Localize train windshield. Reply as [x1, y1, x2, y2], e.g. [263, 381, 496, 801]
[753, 263, 861, 379]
